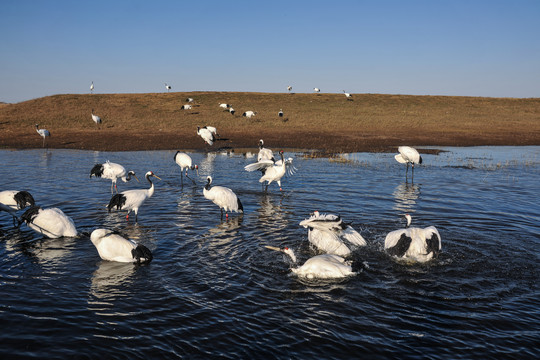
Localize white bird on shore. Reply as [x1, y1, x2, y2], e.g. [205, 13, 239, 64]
[197, 126, 216, 146]
[299, 211, 366, 256]
[313, 88, 320, 94]
[180, 104, 192, 110]
[343, 90, 353, 100]
[287, 85, 292, 93]
[107, 171, 161, 221]
[186, 97, 194, 103]
[90, 160, 139, 193]
[229, 107, 235, 115]
[35, 124, 50, 147]
[265, 246, 355, 279]
[244, 150, 296, 192]
[91, 109, 102, 127]
[90, 81, 94, 93]
[219, 103, 231, 109]
[165, 83, 172, 92]
[203, 176, 243, 218]
[384, 214, 441, 263]
[90, 228, 153, 263]
[278, 109, 284, 117]
[395, 146, 423, 180]
[242, 110, 257, 119]
[174, 151, 198, 185]
[19, 206, 77, 238]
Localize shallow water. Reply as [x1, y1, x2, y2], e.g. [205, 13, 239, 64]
[0, 147, 539, 359]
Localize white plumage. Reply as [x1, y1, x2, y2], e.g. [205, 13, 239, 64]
[203, 176, 243, 218]
[180, 104, 192, 110]
[299, 211, 366, 256]
[90, 228, 153, 263]
[197, 126, 215, 146]
[91, 109, 102, 126]
[395, 146, 423, 180]
[244, 150, 296, 192]
[174, 151, 198, 185]
[384, 214, 441, 263]
[20, 206, 77, 238]
[107, 171, 161, 221]
[265, 246, 355, 279]
[343, 90, 353, 100]
[287, 85, 292, 93]
[165, 83, 172, 92]
[242, 110, 256, 118]
[90, 81, 94, 93]
[278, 109, 284, 117]
[90, 160, 138, 193]
[219, 103, 231, 109]
[186, 97, 194, 103]
[313, 87, 320, 93]
[35, 124, 50, 147]
[257, 139, 274, 162]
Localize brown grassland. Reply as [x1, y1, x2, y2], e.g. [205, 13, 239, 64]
[0, 91, 539, 154]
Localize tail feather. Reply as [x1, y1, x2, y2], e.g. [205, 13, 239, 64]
[108, 194, 126, 212]
[90, 164, 104, 178]
[131, 244, 153, 264]
[237, 198, 244, 212]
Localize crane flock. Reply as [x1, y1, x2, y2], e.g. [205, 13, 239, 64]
[9, 85, 439, 274]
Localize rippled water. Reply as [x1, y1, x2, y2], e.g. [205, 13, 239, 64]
[0, 147, 538, 359]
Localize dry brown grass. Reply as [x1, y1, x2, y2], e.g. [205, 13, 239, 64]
[1, 91, 539, 152]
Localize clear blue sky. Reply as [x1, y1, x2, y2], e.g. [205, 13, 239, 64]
[1, 0, 539, 103]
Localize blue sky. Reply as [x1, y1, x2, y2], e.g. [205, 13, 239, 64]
[1, 0, 539, 103]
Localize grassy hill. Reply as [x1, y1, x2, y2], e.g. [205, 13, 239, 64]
[1, 91, 539, 152]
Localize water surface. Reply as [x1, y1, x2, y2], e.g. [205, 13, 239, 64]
[0, 147, 539, 359]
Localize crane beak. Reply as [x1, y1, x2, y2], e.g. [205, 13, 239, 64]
[264, 245, 283, 253]
[133, 175, 140, 182]
[152, 174, 162, 180]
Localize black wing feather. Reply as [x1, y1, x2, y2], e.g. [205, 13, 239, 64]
[108, 194, 126, 212]
[90, 164, 104, 178]
[387, 233, 412, 258]
[131, 244, 153, 264]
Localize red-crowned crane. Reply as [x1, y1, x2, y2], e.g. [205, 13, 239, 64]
[107, 171, 161, 222]
[384, 214, 441, 263]
[90, 160, 139, 193]
[278, 109, 284, 117]
[244, 150, 296, 192]
[0, 190, 35, 225]
[180, 104, 192, 110]
[299, 211, 366, 256]
[174, 151, 198, 185]
[19, 206, 78, 238]
[203, 176, 243, 219]
[165, 83, 172, 92]
[343, 90, 353, 100]
[91, 109, 102, 127]
[90, 81, 94, 94]
[242, 110, 257, 119]
[257, 139, 274, 162]
[313, 87, 320, 94]
[197, 126, 215, 146]
[265, 246, 356, 279]
[287, 85, 292, 93]
[395, 146, 423, 181]
[90, 228, 153, 263]
[35, 124, 50, 148]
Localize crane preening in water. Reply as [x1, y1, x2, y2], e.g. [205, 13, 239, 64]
[299, 211, 366, 257]
[203, 176, 243, 219]
[90, 161, 139, 193]
[35, 124, 50, 148]
[107, 171, 161, 222]
[90, 228, 153, 264]
[244, 150, 296, 192]
[384, 214, 441, 263]
[0, 190, 35, 225]
[174, 151, 198, 185]
[19, 206, 78, 239]
[395, 146, 423, 181]
[265, 246, 356, 279]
